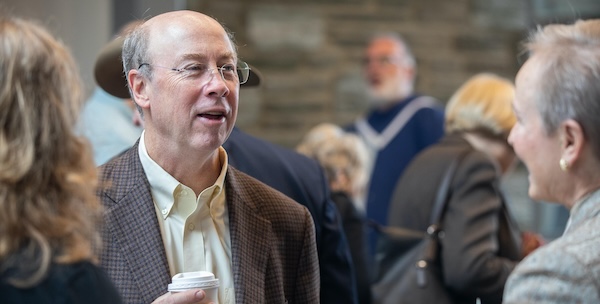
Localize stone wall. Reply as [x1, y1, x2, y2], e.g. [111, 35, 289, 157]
[187, 0, 600, 147]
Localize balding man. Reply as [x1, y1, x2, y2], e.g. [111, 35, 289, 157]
[98, 10, 320, 304]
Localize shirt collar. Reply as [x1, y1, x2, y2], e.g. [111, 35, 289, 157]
[138, 130, 229, 219]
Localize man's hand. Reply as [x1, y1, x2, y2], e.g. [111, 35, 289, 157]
[152, 289, 211, 304]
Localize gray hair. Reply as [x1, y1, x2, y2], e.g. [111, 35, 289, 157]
[120, 17, 238, 116]
[122, 22, 151, 86]
[369, 32, 417, 70]
[526, 19, 600, 157]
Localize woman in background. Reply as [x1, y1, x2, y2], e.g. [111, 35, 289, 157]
[297, 123, 373, 304]
[380, 73, 541, 303]
[0, 16, 122, 303]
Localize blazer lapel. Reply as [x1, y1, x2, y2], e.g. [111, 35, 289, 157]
[226, 168, 271, 303]
[103, 146, 171, 303]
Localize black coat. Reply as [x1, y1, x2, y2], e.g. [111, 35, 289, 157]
[1, 261, 122, 304]
[331, 191, 373, 304]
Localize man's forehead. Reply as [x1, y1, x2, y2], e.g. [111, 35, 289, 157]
[147, 17, 219, 39]
[145, 17, 235, 59]
[367, 39, 403, 56]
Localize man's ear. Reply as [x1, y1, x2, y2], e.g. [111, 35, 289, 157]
[128, 69, 150, 109]
[560, 119, 585, 166]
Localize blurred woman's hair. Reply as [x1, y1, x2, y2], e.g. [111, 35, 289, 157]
[0, 16, 101, 288]
[444, 73, 516, 140]
[296, 123, 344, 158]
[297, 123, 370, 210]
[525, 19, 600, 158]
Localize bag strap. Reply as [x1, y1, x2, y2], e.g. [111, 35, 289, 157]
[415, 149, 468, 288]
[429, 149, 467, 226]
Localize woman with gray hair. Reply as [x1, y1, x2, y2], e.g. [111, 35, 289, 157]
[297, 123, 373, 304]
[503, 18, 600, 303]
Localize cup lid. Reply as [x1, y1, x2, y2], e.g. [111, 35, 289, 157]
[168, 271, 219, 291]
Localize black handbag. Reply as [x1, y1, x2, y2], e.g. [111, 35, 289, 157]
[371, 152, 465, 304]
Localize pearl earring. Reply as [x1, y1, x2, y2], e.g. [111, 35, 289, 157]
[559, 158, 569, 172]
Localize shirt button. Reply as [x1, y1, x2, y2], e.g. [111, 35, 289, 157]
[188, 223, 195, 231]
[162, 208, 168, 215]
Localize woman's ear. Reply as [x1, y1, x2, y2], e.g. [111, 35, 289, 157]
[560, 119, 585, 166]
[128, 69, 150, 109]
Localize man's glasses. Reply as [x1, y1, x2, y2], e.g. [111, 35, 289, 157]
[138, 60, 250, 85]
[362, 56, 400, 67]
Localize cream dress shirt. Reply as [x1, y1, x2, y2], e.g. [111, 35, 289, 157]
[138, 132, 235, 303]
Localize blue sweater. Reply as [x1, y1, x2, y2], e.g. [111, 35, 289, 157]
[347, 95, 445, 252]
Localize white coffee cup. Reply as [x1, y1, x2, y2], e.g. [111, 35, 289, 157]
[168, 271, 219, 303]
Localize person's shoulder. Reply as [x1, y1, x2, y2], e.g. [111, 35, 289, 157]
[228, 128, 317, 165]
[226, 166, 307, 213]
[0, 261, 121, 304]
[98, 145, 138, 175]
[512, 228, 600, 279]
[60, 261, 123, 304]
[407, 135, 474, 166]
[504, 234, 600, 304]
[59, 261, 108, 283]
[409, 95, 444, 116]
[551, 217, 600, 265]
[225, 128, 323, 186]
[96, 145, 142, 201]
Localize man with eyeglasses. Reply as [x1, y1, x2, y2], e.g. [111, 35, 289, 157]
[346, 33, 445, 254]
[97, 10, 320, 304]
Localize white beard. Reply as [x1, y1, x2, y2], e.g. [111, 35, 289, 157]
[368, 78, 413, 108]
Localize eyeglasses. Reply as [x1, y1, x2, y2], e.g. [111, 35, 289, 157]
[362, 56, 400, 66]
[138, 60, 250, 85]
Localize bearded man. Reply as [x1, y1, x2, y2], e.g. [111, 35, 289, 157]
[346, 33, 445, 254]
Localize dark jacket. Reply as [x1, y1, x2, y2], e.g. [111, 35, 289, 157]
[1, 261, 122, 304]
[386, 134, 522, 304]
[331, 191, 372, 304]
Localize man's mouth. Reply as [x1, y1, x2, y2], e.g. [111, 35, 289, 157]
[198, 111, 225, 120]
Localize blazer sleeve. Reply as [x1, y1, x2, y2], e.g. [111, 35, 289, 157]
[293, 206, 321, 303]
[441, 151, 518, 303]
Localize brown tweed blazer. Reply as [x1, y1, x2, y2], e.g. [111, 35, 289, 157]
[97, 143, 320, 303]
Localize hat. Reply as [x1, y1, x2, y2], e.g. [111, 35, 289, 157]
[94, 36, 262, 99]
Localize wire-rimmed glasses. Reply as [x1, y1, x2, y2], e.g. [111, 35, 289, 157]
[138, 60, 250, 85]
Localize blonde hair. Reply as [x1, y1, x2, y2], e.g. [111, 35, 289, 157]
[444, 73, 516, 138]
[0, 16, 101, 287]
[297, 123, 369, 207]
[296, 123, 344, 158]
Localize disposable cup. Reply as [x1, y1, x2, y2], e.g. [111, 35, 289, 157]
[168, 271, 219, 303]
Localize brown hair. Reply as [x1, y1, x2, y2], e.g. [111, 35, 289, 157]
[0, 16, 101, 287]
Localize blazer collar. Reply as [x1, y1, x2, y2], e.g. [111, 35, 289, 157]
[102, 142, 172, 303]
[225, 167, 272, 303]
